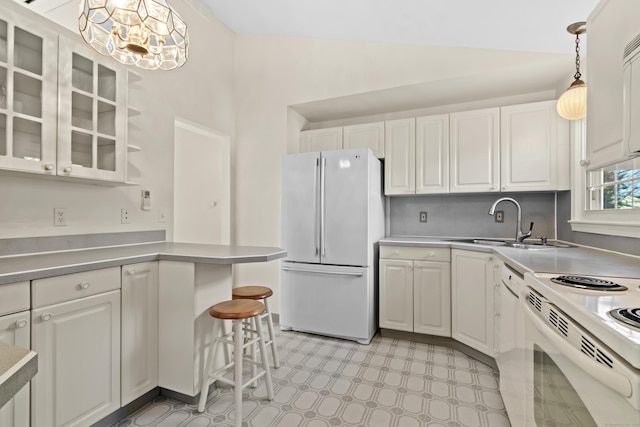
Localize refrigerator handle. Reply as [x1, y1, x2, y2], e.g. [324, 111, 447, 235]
[314, 158, 319, 256]
[321, 157, 326, 257]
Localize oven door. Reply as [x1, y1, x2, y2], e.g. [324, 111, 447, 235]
[521, 295, 640, 426]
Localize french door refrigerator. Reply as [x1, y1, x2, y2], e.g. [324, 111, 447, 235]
[280, 148, 384, 344]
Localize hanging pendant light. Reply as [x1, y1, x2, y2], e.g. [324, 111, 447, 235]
[557, 22, 587, 120]
[79, 0, 189, 71]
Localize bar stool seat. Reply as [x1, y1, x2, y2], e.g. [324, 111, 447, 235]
[232, 286, 279, 368]
[197, 299, 274, 427]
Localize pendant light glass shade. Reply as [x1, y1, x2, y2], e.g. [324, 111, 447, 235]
[79, 0, 189, 71]
[557, 22, 587, 121]
[557, 79, 587, 120]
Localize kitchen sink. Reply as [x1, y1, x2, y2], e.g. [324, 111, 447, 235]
[448, 238, 572, 250]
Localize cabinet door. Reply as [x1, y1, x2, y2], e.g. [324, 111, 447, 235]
[0, 7, 58, 175]
[379, 259, 413, 332]
[586, 0, 639, 167]
[57, 36, 127, 182]
[343, 122, 385, 158]
[413, 261, 451, 337]
[0, 311, 30, 427]
[384, 118, 416, 195]
[500, 100, 559, 192]
[121, 262, 159, 406]
[451, 250, 495, 357]
[449, 108, 500, 193]
[416, 114, 449, 194]
[31, 290, 120, 427]
[300, 127, 343, 153]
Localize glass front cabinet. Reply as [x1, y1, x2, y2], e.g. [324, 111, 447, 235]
[0, 3, 130, 184]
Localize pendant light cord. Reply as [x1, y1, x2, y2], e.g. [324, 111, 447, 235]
[574, 33, 582, 80]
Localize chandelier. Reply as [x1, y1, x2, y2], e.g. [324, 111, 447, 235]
[557, 22, 587, 120]
[79, 0, 189, 71]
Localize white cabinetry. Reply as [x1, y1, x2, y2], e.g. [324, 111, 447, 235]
[451, 249, 499, 357]
[57, 35, 128, 182]
[500, 100, 569, 192]
[0, 282, 30, 427]
[586, 0, 640, 167]
[416, 114, 449, 194]
[0, 7, 58, 175]
[343, 122, 385, 158]
[379, 246, 451, 337]
[121, 262, 158, 406]
[31, 268, 121, 427]
[384, 118, 416, 195]
[0, 1, 131, 184]
[300, 127, 343, 153]
[450, 108, 501, 193]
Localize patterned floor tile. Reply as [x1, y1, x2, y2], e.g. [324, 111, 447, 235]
[110, 328, 510, 427]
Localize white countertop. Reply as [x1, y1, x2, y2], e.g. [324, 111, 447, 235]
[381, 237, 640, 278]
[0, 242, 287, 285]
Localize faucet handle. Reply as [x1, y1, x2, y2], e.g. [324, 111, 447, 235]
[536, 236, 548, 245]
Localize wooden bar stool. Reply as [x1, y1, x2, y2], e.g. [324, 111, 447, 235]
[232, 286, 280, 368]
[197, 299, 274, 427]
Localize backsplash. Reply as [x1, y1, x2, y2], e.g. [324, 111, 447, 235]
[557, 191, 640, 257]
[388, 192, 556, 240]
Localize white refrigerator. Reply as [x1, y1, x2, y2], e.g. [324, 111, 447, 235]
[280, 148, 384, 344]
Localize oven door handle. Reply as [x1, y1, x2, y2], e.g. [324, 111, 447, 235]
[522, 300, 633, 398]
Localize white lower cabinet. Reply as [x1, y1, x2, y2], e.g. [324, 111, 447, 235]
[0, 310, 31, 427]
[121, 262, 159, 406]
[379, 247, 451, 336]
[451, 249, 500, 357]
[31, 269, 121, 427]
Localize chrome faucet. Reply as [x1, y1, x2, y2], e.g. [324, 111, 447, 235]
[488, 197, 533, 242]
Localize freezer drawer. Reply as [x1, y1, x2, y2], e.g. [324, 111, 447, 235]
[280, 263, 376, 344]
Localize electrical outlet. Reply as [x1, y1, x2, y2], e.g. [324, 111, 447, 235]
[495, 210, 504, 223]
[419, 211, 428, 223]
[121, 208, 131, 224]
[53, 208, 66, 226]
[158, 208, 167, 223]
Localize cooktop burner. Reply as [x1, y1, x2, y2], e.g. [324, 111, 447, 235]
[610, 308, 640, 329]
[550, 275, 628, 291]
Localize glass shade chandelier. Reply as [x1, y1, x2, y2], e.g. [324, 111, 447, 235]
[79, 0, 189, 71]
[557, 22, 587, 120]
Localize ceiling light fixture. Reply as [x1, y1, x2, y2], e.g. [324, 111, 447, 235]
[79, 0, 189, 71]
[557, 22, 587, 120]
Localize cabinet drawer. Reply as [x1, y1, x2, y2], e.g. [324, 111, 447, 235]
[380, 246, 450, 262]
[0, 281, 30, 316]
[32, 267, 121, 308]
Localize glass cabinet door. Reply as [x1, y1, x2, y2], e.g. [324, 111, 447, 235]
[0, 9, 58, 175]
[57, 37, 127, 182]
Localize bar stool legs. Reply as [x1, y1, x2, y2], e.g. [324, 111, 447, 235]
[232, 286, 280, 369]
[197, 300, 274, 427]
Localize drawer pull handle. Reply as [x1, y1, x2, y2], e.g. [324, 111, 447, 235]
[127, 269, 136, 275]
[41, 313, 52, 321]
[16, 320, 28, 328]
[394, 250, 399, 256]
[485, 257, 492, 261]
[428, 252, 434, 257]
[80, 282, 90, 290]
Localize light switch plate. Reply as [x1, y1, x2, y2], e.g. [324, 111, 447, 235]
[419, 212, 427, 223]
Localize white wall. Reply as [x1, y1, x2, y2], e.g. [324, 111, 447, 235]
[232, 35, 574, 313]
[0, 0, 235, 240]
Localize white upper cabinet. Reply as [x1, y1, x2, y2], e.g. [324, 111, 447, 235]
[300, 127, 343, 153]
[343, 122, 385, 158]
[586, 0, 640, 167]
[0, 2, 131, 184]
[449, 107, 500, 193]
[416, 114, 449, 194]
[384, 118, 416, 195]
[500, 100, 569, 192]
[0, 8, 58, 176]
[57, 36, 128, 183]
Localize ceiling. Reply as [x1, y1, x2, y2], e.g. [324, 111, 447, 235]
[15, 0, 601, 122]
[17, 0, 599, 54]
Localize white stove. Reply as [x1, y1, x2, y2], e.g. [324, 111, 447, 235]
[526, 272, 640, 370]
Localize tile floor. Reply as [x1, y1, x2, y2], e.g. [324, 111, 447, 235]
[110, 328, 511, 427]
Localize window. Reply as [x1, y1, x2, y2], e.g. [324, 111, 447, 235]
[587, 158, 640, 210]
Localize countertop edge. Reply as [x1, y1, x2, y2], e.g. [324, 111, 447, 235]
[0, 344, 37, 410]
